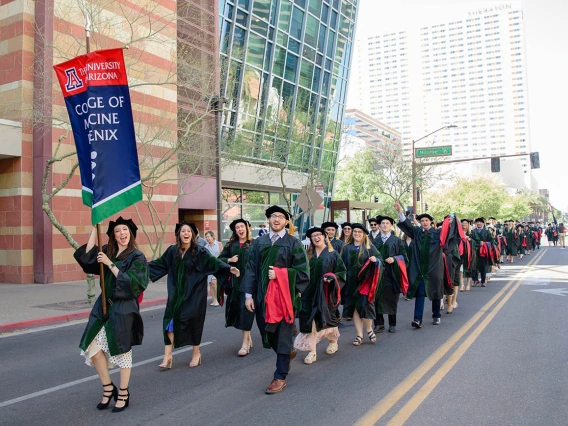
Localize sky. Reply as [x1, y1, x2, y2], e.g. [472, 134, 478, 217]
[351, 0, 568, 211]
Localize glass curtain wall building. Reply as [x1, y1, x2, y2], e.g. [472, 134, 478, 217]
[218, 0, 358, 236]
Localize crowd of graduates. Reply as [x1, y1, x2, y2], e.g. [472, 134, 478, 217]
[72, 204, 560, 410]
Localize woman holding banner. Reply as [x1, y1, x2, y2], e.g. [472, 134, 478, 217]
[149, 222, 240, 369]
[74, 217, 148, 413]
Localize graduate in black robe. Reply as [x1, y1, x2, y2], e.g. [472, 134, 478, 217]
[217, 218, 255, 357]
[441, 215, 467, 313]
[368, 216, 382, 248]
[149, 222, 239, 369]
[471, 218, 494, 287]
[74, 218, 148, 412]
[504, 220, 519, 260]
[394, 201, 460, 327]
[242, 205, 309, 394]
[460, 219, 473, 291]
[373, 216, 408, 333]
[341, 223, 381, 345]
[294, 227, 346, 364]
[322, 221, 344, 253]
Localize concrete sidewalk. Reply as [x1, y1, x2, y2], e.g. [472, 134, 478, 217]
[0, 278, 168, 334]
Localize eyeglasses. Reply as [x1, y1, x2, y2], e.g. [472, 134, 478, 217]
[270, 214, 287, 220]
[370, 223, 378, 226]
[310, 233, 323, 239]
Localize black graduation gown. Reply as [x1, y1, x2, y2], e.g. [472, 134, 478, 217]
[149, 245, 232, 347]
[340, 243, 381, 319]
[299, 248, 346, 333]
[504, 228, 519, 256]
[242, 233, 309, 354]
[397, 218, 451, 301]
[374, 234, 408, 316]
[471, 227, 494, 271]
[74, 245, 148, 356]
[330, 238, 344, 253]
[218, 240, 254, 331]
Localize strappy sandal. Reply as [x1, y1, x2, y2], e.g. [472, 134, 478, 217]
[304, 351, 317, 364]
[367, 330, 377, 344]
[326, 342, 338, 354]
[352, 335, 363, 346]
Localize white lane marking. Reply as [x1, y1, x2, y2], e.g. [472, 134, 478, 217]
[532, 288, 568, 297]
[0, 342, 212, 408]
[0, 304, 167, 339]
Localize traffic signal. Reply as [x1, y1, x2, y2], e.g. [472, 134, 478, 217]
[373, 196, 379, 202]
[425, 203, 429, 211]
[491, 157, 500, 173]
[416, 189, 421, 202]
[530, 152, 540, 169]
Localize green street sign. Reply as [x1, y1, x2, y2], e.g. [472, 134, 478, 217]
[415, 145, 453, 158]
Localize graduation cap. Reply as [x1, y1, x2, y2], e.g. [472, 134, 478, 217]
[306, 227, 325, 239]
[341, 222, 352, 228]
[107, 216, 138, 239]
[516, 224, 524, 229]
[377, 215, 395, 225]
[265, 205, 290, 220]
[321, 221, 339, 229]
[416, 213, 434, 222]
[175, 221, 198, 236]
[488, 217, 496, 220]
[368, 217, 379, 225]
[350, 223, 369, 235]
[474, 217, 486, 223]
[229, 218, 248, 232]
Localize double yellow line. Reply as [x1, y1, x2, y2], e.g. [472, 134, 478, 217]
[355, 249, 546, 426]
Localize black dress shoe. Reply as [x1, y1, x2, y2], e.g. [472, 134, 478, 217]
[388, 326, 396, 333]
[374, 325, 385, 333]
[411, 320, 422, 329]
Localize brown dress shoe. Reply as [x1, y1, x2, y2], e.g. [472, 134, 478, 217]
[289, 349, 297, 370]
[265, 379, 287, 394]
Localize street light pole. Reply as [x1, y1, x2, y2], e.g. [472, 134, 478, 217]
[411, 125, 457, 215]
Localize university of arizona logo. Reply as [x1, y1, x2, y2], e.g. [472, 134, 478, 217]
[64, 67, 83, 92]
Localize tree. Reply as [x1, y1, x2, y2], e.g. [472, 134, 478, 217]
[498, 193, 533, 220]
[424, 176, 507, 220]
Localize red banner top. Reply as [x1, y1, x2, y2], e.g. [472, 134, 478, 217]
[53, 48, 128, 97]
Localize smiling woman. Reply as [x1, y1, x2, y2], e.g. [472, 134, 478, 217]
[73, 217, 148, 413]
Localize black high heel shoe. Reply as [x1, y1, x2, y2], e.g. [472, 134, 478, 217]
[112, 387, 130, 413]
[96, 382, 117, 410]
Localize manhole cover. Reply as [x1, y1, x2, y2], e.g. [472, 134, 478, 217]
[33, 300, 93, 311]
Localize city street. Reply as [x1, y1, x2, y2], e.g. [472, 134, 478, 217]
[1, 246, 567, 426]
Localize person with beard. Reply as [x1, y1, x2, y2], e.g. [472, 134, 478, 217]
[471, 218, 494, 287]
[322, 221, 344, 253]
[341, 223, 381, 345]
[368, 216, 381, 248]
[73, 218, 148, 412]
[394, 201, 461, 327]
[294, 227, 346, 364]
[149, 222, 240, 370]
[218, 219, 255, 357]
[373, 216, 408, 333]
[242, 206, 309, 395]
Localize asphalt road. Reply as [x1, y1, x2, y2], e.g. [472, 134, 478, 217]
[1, 246, 566, 426]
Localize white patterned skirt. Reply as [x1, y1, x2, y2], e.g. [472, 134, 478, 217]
[294, 321, 340, 352]
[81, 327, 133, 369]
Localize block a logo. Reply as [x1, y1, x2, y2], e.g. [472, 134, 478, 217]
[65, 67, 83, 92]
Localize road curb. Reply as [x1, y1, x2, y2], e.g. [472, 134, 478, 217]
[0, 297, 168, 335]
